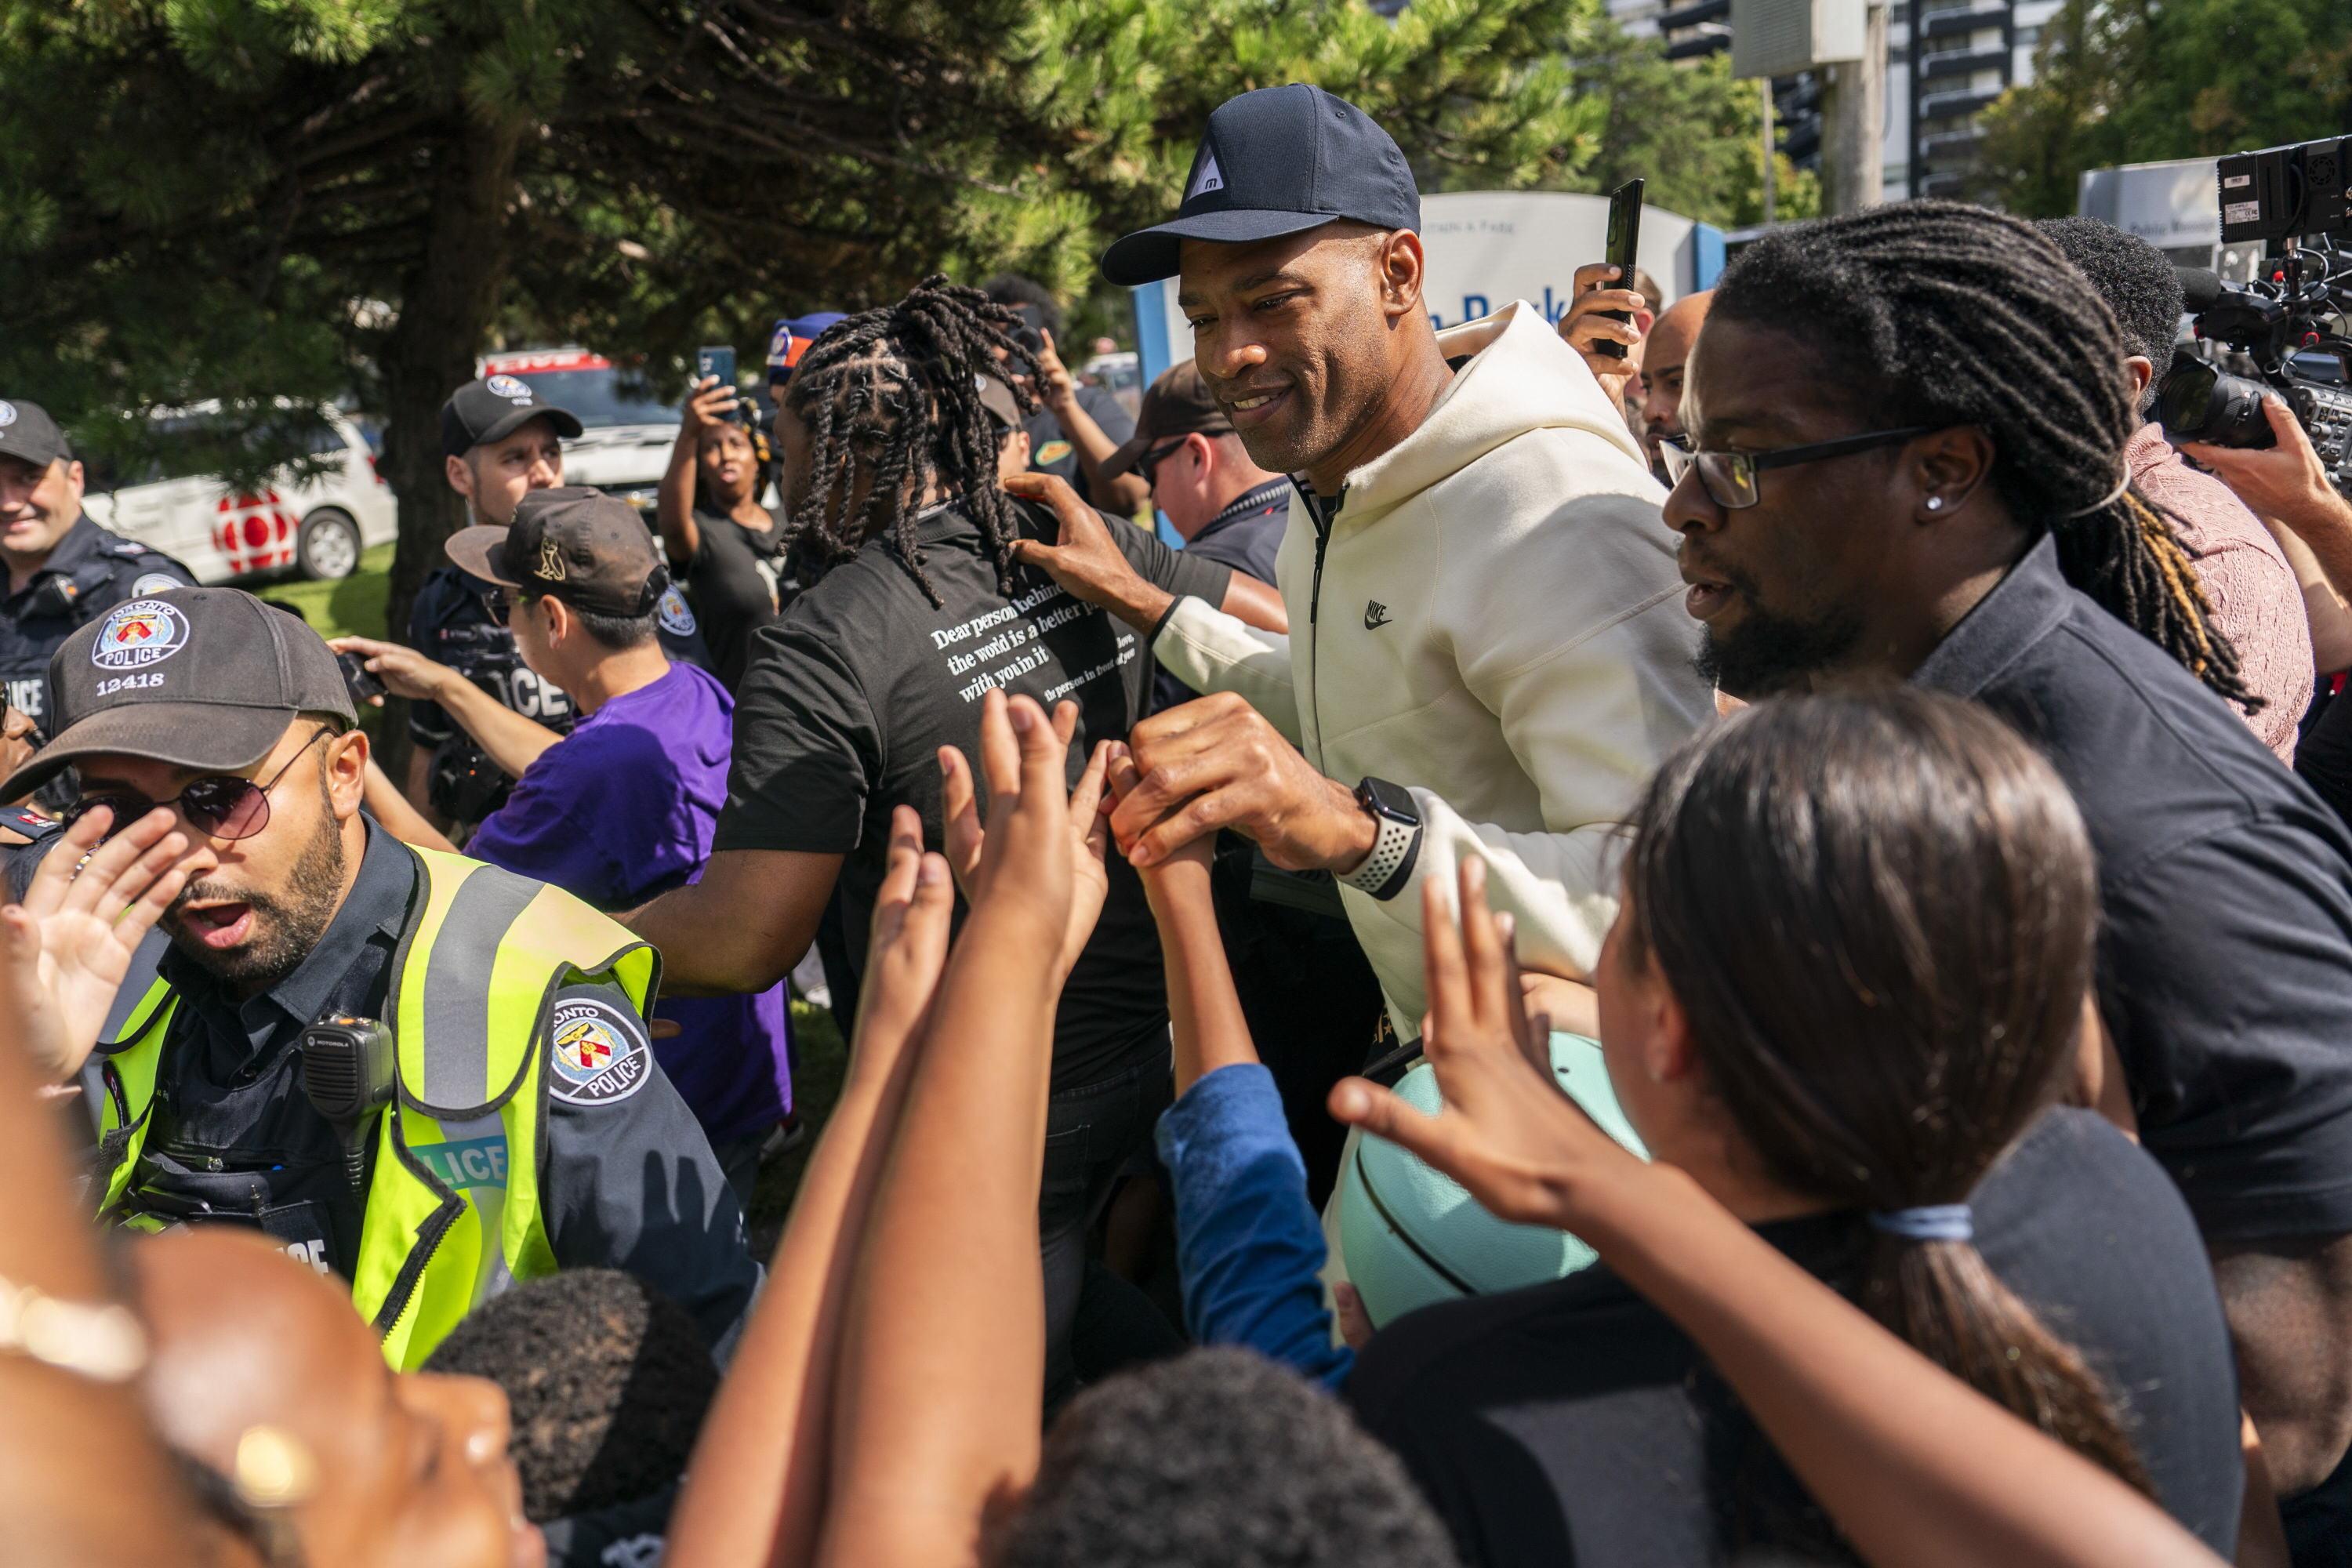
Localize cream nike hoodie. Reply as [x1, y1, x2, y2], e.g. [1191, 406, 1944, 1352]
[1154, 299, 1713, 1030]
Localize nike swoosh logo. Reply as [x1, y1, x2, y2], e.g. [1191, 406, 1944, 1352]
[1363, 602, 1392, 630]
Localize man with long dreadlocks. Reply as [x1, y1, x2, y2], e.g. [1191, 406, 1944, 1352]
[624, 276, 1286, 1407]
[1665, 199, 2352, 1555]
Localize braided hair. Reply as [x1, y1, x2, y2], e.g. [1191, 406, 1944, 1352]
[1711, 201, 2255, 710]
[779, 275, 1040, 605]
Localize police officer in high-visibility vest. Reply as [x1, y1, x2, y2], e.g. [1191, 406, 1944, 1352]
[0, 398, 195, 782]
[1, 586, 758, 1370]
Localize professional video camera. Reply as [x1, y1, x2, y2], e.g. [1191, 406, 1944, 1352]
[2158, 135, 2352, 496]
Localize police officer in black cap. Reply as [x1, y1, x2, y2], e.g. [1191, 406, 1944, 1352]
[0, 398, 195, 786]
[405, 376, 712, 833]
[5, 586, 757, 1367]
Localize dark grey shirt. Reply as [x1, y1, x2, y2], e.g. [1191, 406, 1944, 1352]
[103, 821, 758, 1348]
[1916, 535, 2352, 1242]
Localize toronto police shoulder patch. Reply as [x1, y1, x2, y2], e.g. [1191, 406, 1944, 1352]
[656, 583, 697, 636]
[546, 995, 655, 1109]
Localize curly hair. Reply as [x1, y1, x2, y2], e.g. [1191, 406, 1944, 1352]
[422, 1269, 716, 1523]
[781, 274, 1040, 606]
[1711, 201, 2252, 710]
[989, 1348, 1461, 1568]
[2035, 216, 2187, 384]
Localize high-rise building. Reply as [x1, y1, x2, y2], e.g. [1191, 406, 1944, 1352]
[1606, 0, 2060, 202]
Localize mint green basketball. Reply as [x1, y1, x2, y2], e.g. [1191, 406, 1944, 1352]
[1337, 1032, 1646, 1328]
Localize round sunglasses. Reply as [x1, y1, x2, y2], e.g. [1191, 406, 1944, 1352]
[65, 726, 334, 844]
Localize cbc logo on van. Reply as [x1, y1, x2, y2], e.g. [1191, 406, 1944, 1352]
[90, 599, 190, 671]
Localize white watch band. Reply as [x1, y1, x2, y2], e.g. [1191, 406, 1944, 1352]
[1341, 810, 1421, 898]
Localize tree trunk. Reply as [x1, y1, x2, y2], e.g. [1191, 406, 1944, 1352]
[374, 110, 527, 777]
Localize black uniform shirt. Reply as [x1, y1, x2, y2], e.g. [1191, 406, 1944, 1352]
[105, 820, 760, 1349]
[1, 514, 196, 728]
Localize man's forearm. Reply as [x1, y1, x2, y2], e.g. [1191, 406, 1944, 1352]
[623, 850, 840, 996]
[434, 676, 564, 779]
[2278, 494, 2352, 618]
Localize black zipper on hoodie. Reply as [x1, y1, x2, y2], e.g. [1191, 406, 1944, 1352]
[1296, 479, 1346, 771]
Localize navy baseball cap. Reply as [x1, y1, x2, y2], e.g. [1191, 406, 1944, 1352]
[1102, 85, 1420, 287]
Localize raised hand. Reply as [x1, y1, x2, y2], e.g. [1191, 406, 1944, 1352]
[1558, 262, 1649, 398]
[9, 806, 215, 1083]
[938, 690, 1111, 982]
[849, 804, 956, 1083]
[1328, 858, 1637, 1230]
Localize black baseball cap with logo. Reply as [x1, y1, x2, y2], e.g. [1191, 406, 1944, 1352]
[1, 587, 356, 800]
[1100, 84, 1421, 287]
[0, 399, 74, 470]
[1102, 361, 1236, 480]
[441, 376, 586, 459]
[444, 487, 670, 616]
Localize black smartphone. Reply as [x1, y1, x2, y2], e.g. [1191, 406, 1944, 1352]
[695, 345, 737, 391]
[336, 650, 385, 703]
[1595, 177, 1646, 361]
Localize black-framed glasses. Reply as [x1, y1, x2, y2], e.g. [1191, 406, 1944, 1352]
[1136, 438, 1189, 491]
[1658, 426, 1940, 510]
[65, 726, 334, 843]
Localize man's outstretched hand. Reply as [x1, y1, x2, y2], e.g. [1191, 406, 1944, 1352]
[1003, 471, 1172, 632]
[8, 806, 215, 1085]
[1113, 691, 1375, 874]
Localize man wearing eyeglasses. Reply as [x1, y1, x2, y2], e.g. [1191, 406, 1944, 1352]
[3, 586, 758, 1370]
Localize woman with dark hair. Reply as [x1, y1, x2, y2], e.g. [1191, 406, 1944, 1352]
[624, 276, 1285, 1407]
[657, 376, 784, 691]
[1151, 688, 2244, 1563]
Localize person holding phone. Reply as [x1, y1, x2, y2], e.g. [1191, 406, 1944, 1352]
[658, 355, 786, 691]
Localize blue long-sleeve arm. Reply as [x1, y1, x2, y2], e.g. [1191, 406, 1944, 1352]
[1156, 1062, 1356, 1388]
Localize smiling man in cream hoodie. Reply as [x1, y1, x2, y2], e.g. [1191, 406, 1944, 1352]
[1011, 84, 1711, 1035]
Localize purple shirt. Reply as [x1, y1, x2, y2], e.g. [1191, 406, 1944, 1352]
[468, 662, 790, 1145]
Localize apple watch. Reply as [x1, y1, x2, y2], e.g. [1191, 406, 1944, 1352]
[1342, 777, 1423, 901]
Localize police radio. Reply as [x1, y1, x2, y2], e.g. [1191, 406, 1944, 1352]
[299, 1014, 396, 1194]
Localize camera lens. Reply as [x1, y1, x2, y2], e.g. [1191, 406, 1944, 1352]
[2158, 361, 2275, 449]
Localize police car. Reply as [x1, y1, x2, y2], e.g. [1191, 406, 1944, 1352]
[474, 349, 681, 513]
[82, 403, 397, 583]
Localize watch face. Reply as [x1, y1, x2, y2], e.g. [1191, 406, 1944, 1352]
[1359, 776, 1418, 824]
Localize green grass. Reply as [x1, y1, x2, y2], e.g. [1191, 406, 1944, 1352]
[259, 541, 397, 643]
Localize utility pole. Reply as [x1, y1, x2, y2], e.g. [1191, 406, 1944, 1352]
[1761, 76, 1777, 226]
[1818, 0, 1887, 214]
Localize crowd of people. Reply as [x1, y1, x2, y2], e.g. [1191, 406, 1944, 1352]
[4, 71, 2352, 1568]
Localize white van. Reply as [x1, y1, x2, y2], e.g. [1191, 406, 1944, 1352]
[83, 405, 397, 583]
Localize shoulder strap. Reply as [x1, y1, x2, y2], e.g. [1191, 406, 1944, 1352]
[389, 845, 659, 1119]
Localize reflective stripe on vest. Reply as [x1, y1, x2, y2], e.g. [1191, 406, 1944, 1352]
[92, 844, 659, 1370]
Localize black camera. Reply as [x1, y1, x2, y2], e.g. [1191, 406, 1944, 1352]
[2158, 136, 2352, 495]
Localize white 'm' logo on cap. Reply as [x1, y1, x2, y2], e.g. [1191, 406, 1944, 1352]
[1186, 151, 1225, 203]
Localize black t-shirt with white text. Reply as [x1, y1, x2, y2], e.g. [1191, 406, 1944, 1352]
[717, 497, 1232, 1091]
